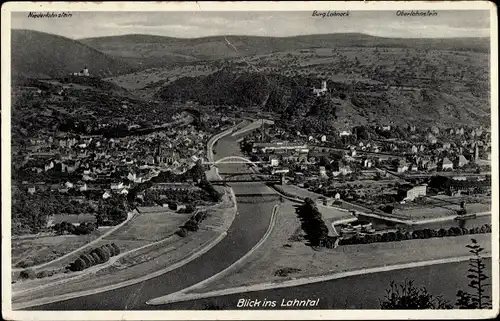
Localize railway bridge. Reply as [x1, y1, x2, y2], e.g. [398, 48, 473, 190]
[202, 156, 285, 185]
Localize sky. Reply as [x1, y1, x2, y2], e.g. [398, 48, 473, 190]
[11, 10, 490, 39]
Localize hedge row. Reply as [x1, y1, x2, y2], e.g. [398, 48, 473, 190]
[68, 243, 120, 272]
[339, 224, 492, 246]
[18, 267, 69, 281]
[52, 221, 97, 236]
[176, 211, 209, 237]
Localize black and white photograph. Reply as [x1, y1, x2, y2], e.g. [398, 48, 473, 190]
[1, 1, 498, 320]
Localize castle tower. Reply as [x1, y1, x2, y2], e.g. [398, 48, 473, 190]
[322, 80, 327, 90]
[83, 66, 89, 76]
[474, 144, 479, 161]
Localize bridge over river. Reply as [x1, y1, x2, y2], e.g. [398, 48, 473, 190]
[24, 128, 281, 310]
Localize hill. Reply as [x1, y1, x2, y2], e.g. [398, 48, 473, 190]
[155, 64, 490, 129]
[80, 33, 490, 64]
[11, 29, 137, 79]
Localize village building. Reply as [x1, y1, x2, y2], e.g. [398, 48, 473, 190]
[319, 166, 328, 178]
[398, 184, 427, 202]
[455, 154, 469, 168]
[397, 162, 409, 173]
[269, 155, 280, 167]
[441, 157, 454, 171]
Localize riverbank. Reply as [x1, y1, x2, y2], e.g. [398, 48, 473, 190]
[172, 198, 491, 295]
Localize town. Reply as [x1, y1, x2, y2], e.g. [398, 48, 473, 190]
[8, 10, 494, 313]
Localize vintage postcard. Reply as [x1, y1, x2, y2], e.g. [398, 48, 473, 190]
[1, 1, 498, 320]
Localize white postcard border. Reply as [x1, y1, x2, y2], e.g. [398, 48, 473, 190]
[2, 1, 498, 320]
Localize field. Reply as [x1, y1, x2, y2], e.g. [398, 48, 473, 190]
[275, 184, 325, 201]
[12, 198, 236, 305]
[198, 199, 492, 293]
[394, 194, 491, 219]
[11, 230, 106, 268]
[21, 209, 192, 272]
[103, 210, 191, 242]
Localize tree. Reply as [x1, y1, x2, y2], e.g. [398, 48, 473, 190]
[184, 204, 196, 213]
[93, 247, 109, 263]
[79, 253, 93, 267]
[100, 246, 112, 261]
[111, 243, 120, 255]
[295, 198, 329, 246]
[455, 239, 491, 309]
[19, 269, 36, 280]
[70, 258, 87, 272]
[199, 179, 221, 202]
[91, 252, 102, 264]
[190, 161, 206, 183]
[380, 279, 452, 309]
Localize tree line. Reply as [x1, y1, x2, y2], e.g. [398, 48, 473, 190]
[68, 243, 121, 272]
[339, 224, 492, 246]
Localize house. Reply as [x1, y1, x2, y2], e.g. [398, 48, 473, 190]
[425, 160, 438, 171]
[339, 164, 352, 175]
[156, 144, 179, 165]
[334, 193, 341, 200]
[102, 191, 112, 199]
[397, 162, 409, 173]
[298, 152, 308, 163]
[426, 133, 437, 144]
[419, 158, 430, 170]
[441, 157, 454, 171]
[45, 161, 54, 172]
[410, 163, 418, 171]
[411, 145, 418, 154]
[27, 186, 36, 195]
[339, 130, 351, 137]
[320, 135, 327, 142]
[319, 166, 328, 178]
[363, 159, 372, 168]
[269, 156, 280, 167]
[455, 155, 469, 168]
[65, 181, 74, 189]
[398, 184, 427, 202]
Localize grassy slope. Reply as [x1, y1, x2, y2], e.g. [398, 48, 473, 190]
[12, 29, 137, 78]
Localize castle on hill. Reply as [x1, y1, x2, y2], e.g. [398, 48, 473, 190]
[71, 66, 90, 77]
[313, 80, 328, 97]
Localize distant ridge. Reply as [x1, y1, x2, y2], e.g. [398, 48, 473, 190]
[11, 29, 136, 79]
[80, 33, 490, 63]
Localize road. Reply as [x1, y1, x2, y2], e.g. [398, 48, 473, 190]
[24, 133, 277, 310]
